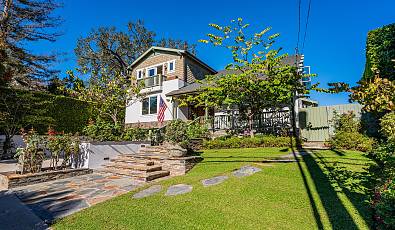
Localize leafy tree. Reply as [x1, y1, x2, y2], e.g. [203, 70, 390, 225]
[183, 18, 314, 136]
[66, 69, 142, 126]
[0, 0, 62, 85]
[75, 20, 195, 78]
[363, 23, 395, 81]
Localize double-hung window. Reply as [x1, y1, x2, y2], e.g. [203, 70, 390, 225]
[147, 68, 156, 77]
[142, 96, 158, 115]
[168, 60, 175, 73]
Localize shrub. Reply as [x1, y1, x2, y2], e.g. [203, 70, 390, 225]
[83, 119, 122, 141]
[202, 135, 293, 149]
[328, 111, 375, 152]
[332, 111, 360, 133]
[380, 112, 395, 141]
[165, 119, 189, 144]
[328, 131, 375, 152]
[122, 127, 149, 141]
[374, 180, 395, 230]
[186, 119, 210, 139]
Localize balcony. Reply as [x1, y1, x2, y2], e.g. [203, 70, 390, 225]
[137, 74, 166, 88]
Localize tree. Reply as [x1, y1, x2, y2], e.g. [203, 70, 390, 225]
[0, 0, 62, 85]
[363, 23, 395, 81]
[75, 20, 196, 78]
[183, 18, 314, 136]
[66, 69, 141, 126]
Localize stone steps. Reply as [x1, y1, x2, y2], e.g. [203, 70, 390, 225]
[100, 168, 170, 182]
[110, 158, 154, 166]
[104, 163, 162, 172]
[102, 146, 171, 181]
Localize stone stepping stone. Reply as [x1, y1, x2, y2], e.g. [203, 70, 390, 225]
[133, 185, 162, 199]
[165, 184, 193, 196]
[232, 166, 262, 177]
[201, 176, 229, 187]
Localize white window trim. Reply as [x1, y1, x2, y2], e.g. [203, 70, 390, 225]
[136, 69, 144, 79]
[141, 95, 158, 115]
[146, 67, 157, 77]
[167, 60, 176, 73]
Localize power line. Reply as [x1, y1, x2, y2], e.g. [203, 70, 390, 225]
[301, 0, 312, 53]
[296, 0, 302, 54]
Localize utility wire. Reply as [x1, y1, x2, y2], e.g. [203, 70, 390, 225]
[301, 0, 312, 53]
[296, 0, 302, 54]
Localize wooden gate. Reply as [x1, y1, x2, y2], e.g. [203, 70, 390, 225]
[299, 104, 362, 142]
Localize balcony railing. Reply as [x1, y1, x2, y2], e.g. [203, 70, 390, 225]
[137, 74, 166, 88]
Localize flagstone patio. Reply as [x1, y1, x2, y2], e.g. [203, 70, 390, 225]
[11, 172, 145, 223]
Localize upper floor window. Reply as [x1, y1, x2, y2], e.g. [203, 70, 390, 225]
[148, 68, 156, 77]
[168, 60, 175, 73]
[137, 69, 144, 79]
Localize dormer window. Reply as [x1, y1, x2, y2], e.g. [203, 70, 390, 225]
[168, 60, 175, 73]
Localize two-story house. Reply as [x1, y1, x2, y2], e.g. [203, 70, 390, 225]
[125, 46, 217, 128]
[125, 46, 317, 131]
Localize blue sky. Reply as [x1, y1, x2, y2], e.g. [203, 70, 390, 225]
[34, 0, 395, 105]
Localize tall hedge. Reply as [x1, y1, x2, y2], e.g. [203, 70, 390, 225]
[363, 23, 395, 81]
[0, 87, 93, 134]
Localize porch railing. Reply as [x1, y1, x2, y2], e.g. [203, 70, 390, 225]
[137, 74, 166, 88]
[200, 109, 291, 135]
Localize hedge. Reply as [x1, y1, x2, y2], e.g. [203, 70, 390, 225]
[202, 135, 294, 149]
[0, 87, 93, 134]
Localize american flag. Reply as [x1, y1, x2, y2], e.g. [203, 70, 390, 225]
[157, 96, 167, 123]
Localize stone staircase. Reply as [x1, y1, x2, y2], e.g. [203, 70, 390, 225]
[101, 145, 170, 182]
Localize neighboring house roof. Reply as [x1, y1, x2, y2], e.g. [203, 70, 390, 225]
[128, 46, 217, 74]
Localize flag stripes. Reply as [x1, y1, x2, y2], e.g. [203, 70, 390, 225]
[157, 96, 167, 123]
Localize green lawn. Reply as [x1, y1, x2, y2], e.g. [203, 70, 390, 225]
[53, 147, 372, 230]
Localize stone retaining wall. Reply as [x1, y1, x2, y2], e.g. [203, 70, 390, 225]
[0, 168, 93, 190]
[160, 156, 203, 176]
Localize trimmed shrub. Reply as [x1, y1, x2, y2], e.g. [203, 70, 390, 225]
[0, 87, 93, 134]
[122, 127, 150, 141]
[202, 135, 293, 149]
[83, 119, 122, 141]
[328, 111, 375, 152]
[328, 131, 375, 152]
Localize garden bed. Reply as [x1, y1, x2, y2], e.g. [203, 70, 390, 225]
[0, 168, 93, 190]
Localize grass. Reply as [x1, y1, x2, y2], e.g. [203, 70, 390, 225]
[53, 147, 373, 230]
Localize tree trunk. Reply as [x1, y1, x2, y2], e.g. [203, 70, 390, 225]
[2, 134, 13, 160]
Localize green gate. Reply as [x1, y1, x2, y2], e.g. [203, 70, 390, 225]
[299, 104, 362, 142]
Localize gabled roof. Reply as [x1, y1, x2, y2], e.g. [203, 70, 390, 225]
[128, 46, 217, 74]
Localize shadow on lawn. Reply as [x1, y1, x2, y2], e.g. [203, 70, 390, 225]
[293, 148, 371, 230]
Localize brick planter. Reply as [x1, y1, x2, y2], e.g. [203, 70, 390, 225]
[0, 168, 93, 190]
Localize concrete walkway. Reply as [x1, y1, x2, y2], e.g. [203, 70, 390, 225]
[0, 191, 48, 230]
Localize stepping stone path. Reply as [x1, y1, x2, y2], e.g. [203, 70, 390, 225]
[165, 184, 193, 196]
[133, 185, 162, 199]
[232, 166, 262, 177]
[201, 176, 229, 187]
